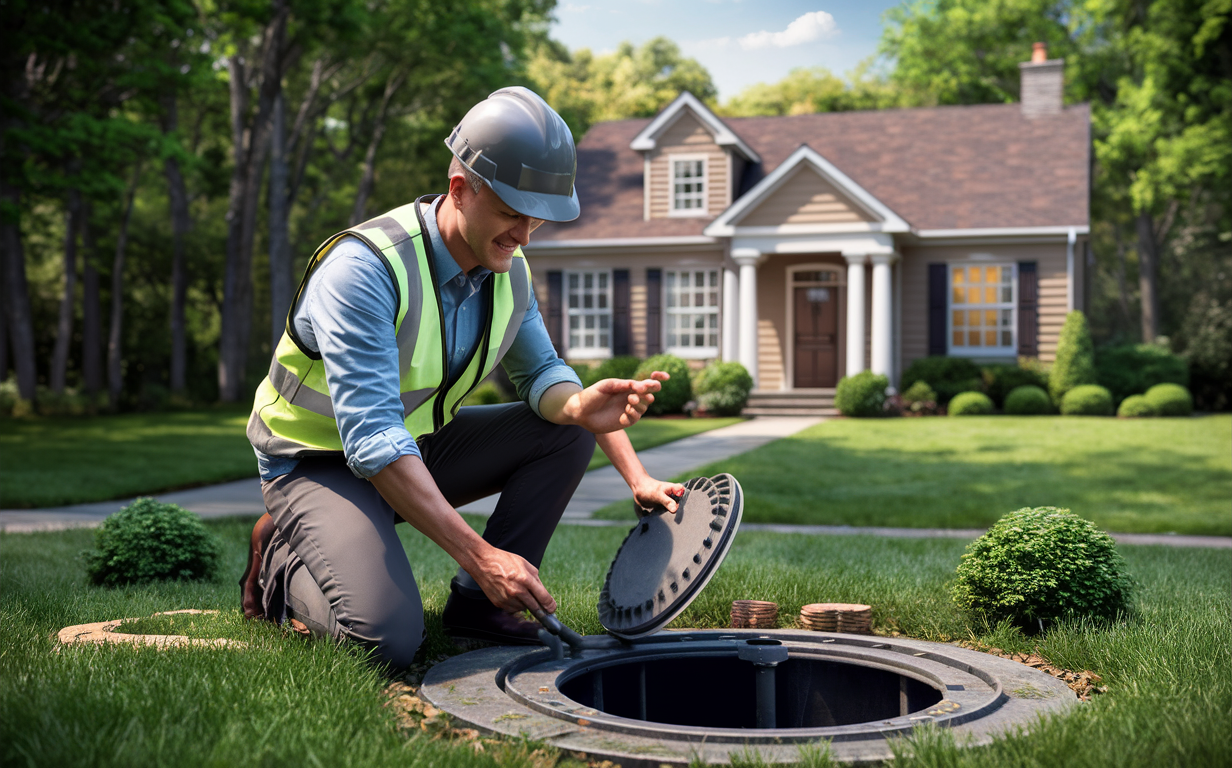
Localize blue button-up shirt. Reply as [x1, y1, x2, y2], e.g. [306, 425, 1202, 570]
[255, 197, 581, 481]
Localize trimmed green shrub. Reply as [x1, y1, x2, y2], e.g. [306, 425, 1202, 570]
[1117, 394, 1156, 418]
[84, 498, 223, 587]
[462, 381, 507, 406]
[1050, 311, 1096, 404]
[633, 354, 692, 415]
[1144, 383, 1194, 416]
[900, 356, 983, 404]
[1095, 343, 1188, 404]
[570, 363, 599, 388]
[952, 506, 1133, 627]
[901, 380, 937, 404]
[1004, 385, 1052, 415]
[694, 361, 753, 416]
[593, 355, 643, 381]
[948, 391, 994, 416]
[983, 364, 1049, 408]
[1060, 384, 1114, 416]
[834, 371, 888, 417]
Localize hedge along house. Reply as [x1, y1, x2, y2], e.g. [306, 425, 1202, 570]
[525, 44, 1089, 402]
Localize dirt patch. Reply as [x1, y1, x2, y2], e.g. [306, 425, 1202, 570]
[956, 641, 1108, 701]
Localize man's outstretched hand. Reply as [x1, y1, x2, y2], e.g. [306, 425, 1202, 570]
[547, 371, 669, 433]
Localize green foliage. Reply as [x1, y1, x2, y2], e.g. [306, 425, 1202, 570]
[1061, 384, 1115, 416]
[722, 65, 900, 117]
[570, 363, 598, 388]
[1096, 343, 1189, 404]
[1145, 383, 1194, 416]
[835, 371, 888, 417]
[952, 506, 1134, 626]
[901, 380, 937, 404]
[592, 355, 643, 381]
[633, 354, 692, 415]
[1117, 394, 1157, 418]
[84, 498, 222, 587]
[1004, 385, 1052, 415]
[901, 356, 983, 404]
[694, 361, 753, 416]
[983, 363, 1049, 408]
[948, 391, 994, 416]
[1050, 312, 1098, 404]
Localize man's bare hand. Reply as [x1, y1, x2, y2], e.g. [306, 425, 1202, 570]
[560, 371, 668, 433]
[471, 547, 557, 615]
[633, 476, 687, 515]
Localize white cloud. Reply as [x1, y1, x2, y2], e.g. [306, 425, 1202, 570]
[738, 11, 837, 50]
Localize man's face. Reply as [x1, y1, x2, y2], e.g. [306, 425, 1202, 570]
[451, 178, 545, 274]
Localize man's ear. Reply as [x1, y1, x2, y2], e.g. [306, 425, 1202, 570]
[447, 175, 470, 208]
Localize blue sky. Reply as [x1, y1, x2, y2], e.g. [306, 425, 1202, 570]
[548, 1, 906, 100]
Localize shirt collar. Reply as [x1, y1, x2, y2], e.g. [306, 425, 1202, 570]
[424, 195, 491, 289]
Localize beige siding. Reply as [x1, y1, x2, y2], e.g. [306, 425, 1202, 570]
[647, 111, 729, 219]
[630, 275, 648, 358]
[757, 320, 783, 391]
[899, 243, 1072, 370]
[738, 166, 875, 227]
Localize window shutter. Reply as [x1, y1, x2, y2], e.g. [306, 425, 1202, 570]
[1017, 262, 1039, 357]
[928, 263, 947, 356]
[547, 270, 563, 354]
[613, 269, 630, 355]
[646, 268, 662, 356]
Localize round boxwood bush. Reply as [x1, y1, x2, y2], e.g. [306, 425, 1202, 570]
[900, 356, 983, 404]
[1060, 384, 1114, 416]
[694, 361, 753, 416]
[1116, 394, 1156, 418]
[834, 371, 888, 417]
[1144, 382, 1193, 416]
[948, 391, 994, 416]
[952, 506, 1133, 627]
[633, 354, 692, 415]
[1004, 385, 1051, 415]
[983, 364, 1049, 408]
[1095, 343, 1188, 404]
[85, 498, 223, 587]
[593, 355, 643, 381]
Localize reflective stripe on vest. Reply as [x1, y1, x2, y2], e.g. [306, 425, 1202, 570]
[247, 199, 532, 459]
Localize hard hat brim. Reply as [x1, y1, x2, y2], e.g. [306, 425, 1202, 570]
[490, 178, 580, 223]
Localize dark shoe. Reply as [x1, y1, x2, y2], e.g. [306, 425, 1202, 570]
[441, 592, 544, 647]
[240, 513, 276, 620]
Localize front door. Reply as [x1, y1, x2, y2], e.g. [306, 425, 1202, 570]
[793, 285, 839, 388]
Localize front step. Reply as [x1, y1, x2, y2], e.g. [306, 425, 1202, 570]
[743, 389, 838, 417]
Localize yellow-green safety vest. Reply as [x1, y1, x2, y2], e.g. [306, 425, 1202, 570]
[247, 198, 532, 459]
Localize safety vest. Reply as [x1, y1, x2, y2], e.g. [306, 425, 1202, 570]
[247, 197, 531, 459]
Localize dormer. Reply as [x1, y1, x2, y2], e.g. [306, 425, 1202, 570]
[630, 92, 761, 221]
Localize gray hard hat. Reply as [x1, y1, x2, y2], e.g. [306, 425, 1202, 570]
[445, 86, 580, 222]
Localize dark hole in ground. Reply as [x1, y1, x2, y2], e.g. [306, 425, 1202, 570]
[558, 655, 944, 728]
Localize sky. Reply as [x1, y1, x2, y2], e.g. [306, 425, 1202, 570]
[548, 1, 906, 100]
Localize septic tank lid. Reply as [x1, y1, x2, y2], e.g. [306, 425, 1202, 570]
[598, 473, 743, 639]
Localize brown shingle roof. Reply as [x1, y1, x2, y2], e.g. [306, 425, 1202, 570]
[536, 103, 1089, 241]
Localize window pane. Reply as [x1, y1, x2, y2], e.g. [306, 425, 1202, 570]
[568, 294, 578, 308]
[953, 331, 964, 346]
[1002, 286, 1013, 302]
[667, 272, 676, 289]
[568, 274, 578, 289]
[709, 333, 718, 347]
[985, 330, 997, 346]
[709, 291, 718, 306]
[584, 315, 594, 329]
[598, 293, 607, 309]
[668, 333, 678, 346]
[570, 333, 579, 347]
[968, 267, 980, 283]
[599, 315, 609, 329]
[584, 273, 593, 289]
[569, 316, 579, 330]
[967, 287, 980, 303]
[953, 270, 965, 285]
[953, 287, 965, 303]
[952, 310, 964, 327]
[985, 287, 997, 303]
[709, 314, 718, 328]
[695, 333, 704, 346]
[1002, 330, 1013, 346]
[585, 333, 594, 347]
[709, 271, 718, 287]
[693, 272, 703, 287]
[985, 310, 998, 326]
[598, 273, 607, 289]
[583, 294, 593, 309]
[695, 292, 704, 306]
[681, 292, 690, 308]
[968, 310, 980, 326]
[968, 331, 980, 346]
[599, 333, 608, 346]
[985, 266, 1000, 283]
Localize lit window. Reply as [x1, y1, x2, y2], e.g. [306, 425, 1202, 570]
[949, 264, 1015, 354]
[566, 270, 611, 357]
[666, 269, 720, 357]
[671, 158, 706, 215]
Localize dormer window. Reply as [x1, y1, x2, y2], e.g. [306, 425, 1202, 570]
[670, 155, 707, 216]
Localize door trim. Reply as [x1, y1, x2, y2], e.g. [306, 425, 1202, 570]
[785, 262, 846, 391]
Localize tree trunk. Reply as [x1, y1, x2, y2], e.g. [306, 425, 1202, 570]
[162, 94, 191, 395]
[1113, 223, 1133, 328]
[50, 189, 82, 393]
[0, 253, 8, 382]
[107, 162, 143, 409]
[1135, 210, 1161, 343]
[350, 71, 405, 226]
[0, 177, 38, 402]
[80, 202, 102, 402]
[268, 90, 292, 351]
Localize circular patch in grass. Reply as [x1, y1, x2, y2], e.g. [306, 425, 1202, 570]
[57, 609, 247, 650]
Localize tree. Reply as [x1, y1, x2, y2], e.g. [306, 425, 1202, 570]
[721, 64, 901, 117]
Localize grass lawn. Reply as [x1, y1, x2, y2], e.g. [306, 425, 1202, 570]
[0, 411, 740, 508]
[1, 516, 1227, 767]
[593, 415, 1232, 536]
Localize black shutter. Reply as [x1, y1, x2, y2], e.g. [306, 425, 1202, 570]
[613, 269, 630, 355]
[646, 268, 662, 356]
[1017, 261, 1039, 357]
[547, 270, 563, 355]
[928, 263, 947, 356]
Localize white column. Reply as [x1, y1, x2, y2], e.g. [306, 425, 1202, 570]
[870, 253, 898, 379]
[844, 254, 867, 377]
[733, 249, 760, 386]
[722, 266, 739, 361]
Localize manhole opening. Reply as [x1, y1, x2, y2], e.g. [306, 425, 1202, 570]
[558, 654, 944, 728]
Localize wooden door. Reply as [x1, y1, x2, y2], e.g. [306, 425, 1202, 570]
[794, 286, 839, 388]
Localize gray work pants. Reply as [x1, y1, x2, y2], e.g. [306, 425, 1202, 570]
[258, 402, 595, 670]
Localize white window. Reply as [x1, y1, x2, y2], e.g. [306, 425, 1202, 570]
[949, 264, 1016, 355]
[566, 270, 612, 357]
[670, 156, 707, 216]
[665, 269, 720, 357]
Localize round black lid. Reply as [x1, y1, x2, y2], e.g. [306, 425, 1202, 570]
[598, 473, 743, 639]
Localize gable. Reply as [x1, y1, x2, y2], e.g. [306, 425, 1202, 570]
[646, 110, 730, 220]
[736, 165, 877, 227]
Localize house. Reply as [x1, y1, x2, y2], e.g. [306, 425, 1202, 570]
[525, 46, 1089, 401]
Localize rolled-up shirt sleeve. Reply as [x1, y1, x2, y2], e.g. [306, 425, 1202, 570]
[300, 238, 420, 478]
[502, 288, 583, 418]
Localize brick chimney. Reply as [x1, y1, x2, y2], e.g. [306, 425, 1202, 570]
[1019, 42, 1064, 117]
